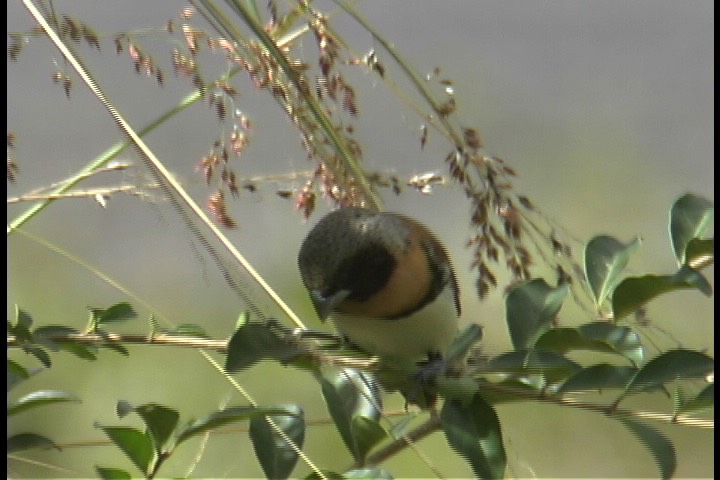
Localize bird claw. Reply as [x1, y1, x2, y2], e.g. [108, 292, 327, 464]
[402, 353, 448, 410]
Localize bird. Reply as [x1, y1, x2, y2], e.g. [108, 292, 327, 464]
[297, 207, 461, 363]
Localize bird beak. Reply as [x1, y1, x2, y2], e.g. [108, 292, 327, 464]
[310, 289, 350, 321]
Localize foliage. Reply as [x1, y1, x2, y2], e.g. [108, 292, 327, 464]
[9, 193, 714, 478]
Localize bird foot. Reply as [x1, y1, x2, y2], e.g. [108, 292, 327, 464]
[402, 353, 448, 410]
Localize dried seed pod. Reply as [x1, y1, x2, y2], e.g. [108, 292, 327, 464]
[463, 128, 482, 150]
[437, 97, 456, 117]
[363, 49, 385, 77]
[390, 176, 401, 195]
[276, 188, 293, 199]
[207, 190, 237, 229]
[215, 81, 237, 96]
[518, 195, 533, 210]
[476, 276, 490, 299]
[295, 183, 316, 220]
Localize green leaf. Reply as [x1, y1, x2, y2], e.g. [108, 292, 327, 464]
[584, 235, 641, 307]
[669, 193, 713, 266]
[92, 302, 138, 327]
[578, 323, 644, 366]
[249, 404, 305, 480]
[7, 433, 60, 453]
[24, 345, 51, 368]
[527, 349, 582, 386]
[133, 403, 180, 453]
[61, 342, 99, 360]
[235, 310, 250, 330]
[163, 324, 208, 337]
[9, 320, 33, 343]
[34, 326, 100, 360]
[98, 426, 154, 475]
[557, 364, 637, 394]
[8, 389, 80, 416]
[535, 322, 644, 366]
[95, 466, 132, 480]
[675, 384, 714, 416]
[622, 349, 713, 398]
[225, 322, 298, 372]
[99, 341, 130, 356]
[441, 393, 506, 479]
[617, 417, 675, 479]
[15, 306, 34, 331]
[446, 324, 484, 365]
[116, 400, 135, 418]
[684, 238, 714, 269]
[505, 279, 568, 350]
[176, 406, 294, 445]
[318, 369, 383, 461]
[33, 325, 80, 350]
[612, 266, 712, 320]
[350, 415, 388, 461]
[344, 369, 383, 420]
[488, 349, 579, 374]
[7, 359, 30, 391]
[474, 378, 540, 405]
[341, 468, 394, 479]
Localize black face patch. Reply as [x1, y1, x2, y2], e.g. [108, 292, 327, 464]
[328, 243, 395, 302]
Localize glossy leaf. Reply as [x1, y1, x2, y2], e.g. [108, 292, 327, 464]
[674, 383, 714, 417]
[446, 324, 484, 365]
[15, 306, 34, 332]
[578, 323, 644, 366]
[133, 403, 180, 453]
[318, 368, 383, 461]
[474, 378, 540, 405]
[684, 238, 714, 269]
[387, 411, 419, 438]
[94, 302, 138, 326]
[557, 364, 637, 394]
[622, 349, 713, 398]
[176, 406, 293, 445]
[529, 349, 582, 386]
[99, 426, 154, 475]
[487, 349, 579, 376]
[342, 468, 393, 479]
[584, 235, 641, 308]
[505, 279, 568, 350]
[250, 404, 305, 480]
[350, 415, 388, 461]
[441, 393, 506, 479]
[669, 193, 713, 266]
[618, 417, 675, 479]
[225, 322, 298, 372]
[8, 389, 80, 416]
[535, 322, 643, 366]
[7, 433, 59, 453]
[612, 266, 712, 320]
[344, 369, 383, 421]
[95, 466, 132, 479]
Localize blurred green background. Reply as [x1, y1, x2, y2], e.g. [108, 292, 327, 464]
[8, 1, 713, 478]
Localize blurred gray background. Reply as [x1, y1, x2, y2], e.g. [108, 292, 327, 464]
[8, 1, 713, 478]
